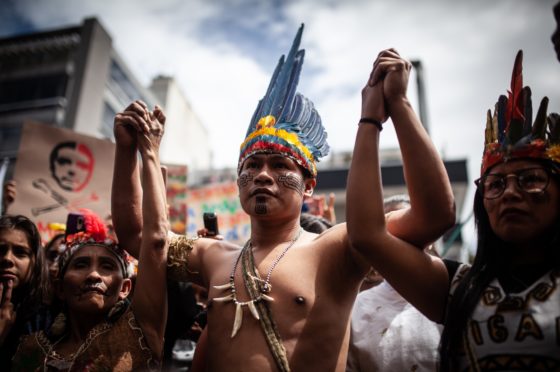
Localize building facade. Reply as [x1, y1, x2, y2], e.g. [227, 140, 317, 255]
[0, 17, 210, 178]
[150, 76, 211, 171]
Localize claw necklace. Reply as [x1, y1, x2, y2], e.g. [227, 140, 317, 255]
[213, 228, 303, 338]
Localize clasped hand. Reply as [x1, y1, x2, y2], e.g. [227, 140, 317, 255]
[361, 48, 412, 123]
[114, 100, 166, 154]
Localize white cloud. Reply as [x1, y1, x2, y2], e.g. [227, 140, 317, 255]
[7, 0, 560, 218]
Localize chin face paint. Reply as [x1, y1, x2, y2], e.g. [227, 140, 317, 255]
[255, 196, 268, 215]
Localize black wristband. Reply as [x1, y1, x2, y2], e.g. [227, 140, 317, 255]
[359, 117, 383, 131]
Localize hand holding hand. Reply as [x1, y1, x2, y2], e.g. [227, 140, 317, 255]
[370, 49, 412, 110]
[136, 104, 166, 154]
[114, 101, 166, 155]
[114, 100, 149, 148]
[361, 79, 387, 124]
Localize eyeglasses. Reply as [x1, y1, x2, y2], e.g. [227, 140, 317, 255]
[475, 167, 552, 200]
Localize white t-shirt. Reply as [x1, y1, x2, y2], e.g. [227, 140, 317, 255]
[347, 281, 442, 372]
[450, 264, 560, 371]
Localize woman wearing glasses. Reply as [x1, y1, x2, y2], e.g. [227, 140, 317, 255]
[347, 50, 560, 371]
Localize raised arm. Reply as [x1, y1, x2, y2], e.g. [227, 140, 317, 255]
[346, 50, 449, 321]
[376, 49, 455, 247]
[112, 101, 151, 258]
[129, 105, 169, 357]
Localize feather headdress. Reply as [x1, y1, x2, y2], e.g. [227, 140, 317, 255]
[238, 24, 329, 177]
[481, 50, 560, 175]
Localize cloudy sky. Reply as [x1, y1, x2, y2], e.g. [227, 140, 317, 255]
[1, 0, 558, 224]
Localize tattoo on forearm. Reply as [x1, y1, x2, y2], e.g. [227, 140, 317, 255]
[238, 173, 253, 188]
[278, 174, 304, 195]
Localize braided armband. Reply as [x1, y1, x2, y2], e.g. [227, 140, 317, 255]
[167, 235, 199, 281]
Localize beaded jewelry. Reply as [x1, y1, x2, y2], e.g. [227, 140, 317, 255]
[213, 229, 303, 338]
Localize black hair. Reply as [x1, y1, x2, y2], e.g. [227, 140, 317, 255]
[0, 215, 49, 321]
[300, 213, 333, 233]
[439, 159, 560, 371]
[45, 233, 64, 254]
[383, 194, 410, 213]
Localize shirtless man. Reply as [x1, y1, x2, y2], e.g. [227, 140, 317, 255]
[111, 28, 454, 371]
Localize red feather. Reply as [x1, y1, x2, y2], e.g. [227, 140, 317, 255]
[78, 208, 108, 242]
[505, 50, 525, 131]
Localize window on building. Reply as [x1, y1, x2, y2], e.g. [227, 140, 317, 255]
[0, 73, 68, 105]
[109, 60, 145, 104]
[101, 102, 116, 141]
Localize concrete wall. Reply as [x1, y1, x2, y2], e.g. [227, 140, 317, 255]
[150, 76, 212, 171]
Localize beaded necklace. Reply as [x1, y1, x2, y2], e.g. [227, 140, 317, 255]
[213, 228, 303, 338]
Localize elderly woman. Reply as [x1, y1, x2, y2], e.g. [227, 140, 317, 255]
[347, 49, 560, 371]
[12, 104, 169, 371]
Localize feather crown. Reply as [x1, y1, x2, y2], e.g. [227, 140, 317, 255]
[238, 24, 329, 177]
[481, 50, 560, 175]
[58, 209, 133, 278]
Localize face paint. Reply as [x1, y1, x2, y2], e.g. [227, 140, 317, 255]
[255, 196, 268, 214]
[237, 173, 253, 188]
[277, 173, 304, 195]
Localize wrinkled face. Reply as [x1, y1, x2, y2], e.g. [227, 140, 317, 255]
[237, 154, 315, 218]
[58, 245, 130, 315]
[482, 160, 560, 244]
[0, 228, 34, 289]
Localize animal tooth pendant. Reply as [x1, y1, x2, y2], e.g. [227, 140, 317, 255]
[213, 293, 234, 302]
[231, 303, 243, 338]
[248, 301, 260, 320]
[213, 283, 232, 290]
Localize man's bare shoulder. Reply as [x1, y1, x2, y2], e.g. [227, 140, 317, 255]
[303, 223, 349, 250]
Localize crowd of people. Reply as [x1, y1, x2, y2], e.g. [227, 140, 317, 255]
[0, 4, 559, 371]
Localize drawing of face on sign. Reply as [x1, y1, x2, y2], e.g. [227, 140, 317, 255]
[49, 141, 95, 192]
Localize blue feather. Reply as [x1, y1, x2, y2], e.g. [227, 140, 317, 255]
[244, 23, 329, 162]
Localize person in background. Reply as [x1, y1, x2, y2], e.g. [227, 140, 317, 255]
[299, 212, 333, 234]
[44, 230, 65, 282]
[0, 214, 49, 370]
[12, 100, 170, 370]
[347, 50, 560, 371]
[347, 195, 442, 372]
[303, 192, 336, 225]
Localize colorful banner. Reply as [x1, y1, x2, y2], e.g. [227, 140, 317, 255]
[165, 163, 188, 234]
[187, 181, 250, 245]
[9, 122, 115, 242]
